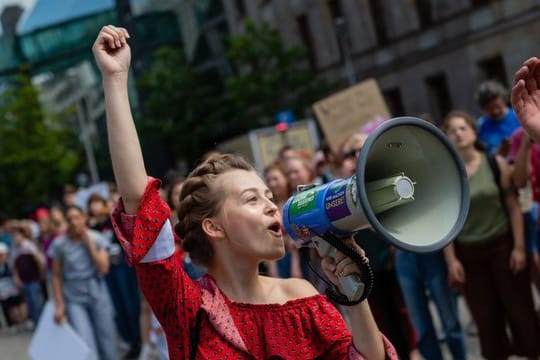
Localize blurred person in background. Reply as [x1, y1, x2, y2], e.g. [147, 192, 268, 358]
[49, 205, 118, 360]
[442, 110, 540, 359]
[312, 143, 342, 184]
[0, 213, 13, 250]
[283, 155, 321, 285]
[339, 133, 367, 179]
[35, 207, 63, 298]
[263, 163, 302, 279]
[475, 80, 520, 155]
[9, 220, 45, 326]
[49, 203, 68, 234]
[62, 184, 78, 209]
[284, 155, 318, 192]
[508, 127, 540, 299]
[87, 193, 142, 359]
[276, 145, 298, 170]
[0, 242, 27, 330]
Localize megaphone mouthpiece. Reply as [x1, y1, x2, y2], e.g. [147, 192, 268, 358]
[365, 173, 415, 213]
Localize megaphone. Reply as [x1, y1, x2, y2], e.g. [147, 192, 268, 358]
[282, 116, 470, 302]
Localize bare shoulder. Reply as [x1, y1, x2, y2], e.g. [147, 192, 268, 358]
[277, 277, 319, 299]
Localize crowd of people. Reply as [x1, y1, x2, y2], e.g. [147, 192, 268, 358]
[1, 27, 540, 360]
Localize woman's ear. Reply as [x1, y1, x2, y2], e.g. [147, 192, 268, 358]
[201, 218, 224, 239]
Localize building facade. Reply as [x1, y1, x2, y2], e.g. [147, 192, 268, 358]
[223, 0, 540, 123]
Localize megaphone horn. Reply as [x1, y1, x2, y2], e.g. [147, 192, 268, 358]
[282, 116, 470, 302]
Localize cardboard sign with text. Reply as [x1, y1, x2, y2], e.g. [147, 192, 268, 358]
[312, 78, 390, 153]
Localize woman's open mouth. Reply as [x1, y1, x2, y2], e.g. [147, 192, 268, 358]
[268, 221, 282, 236]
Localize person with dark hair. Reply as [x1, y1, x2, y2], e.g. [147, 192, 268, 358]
[87, 193, 142, 359]
[0, 242, 27, 329]
[9, 220, 45, 326]
[442, 110, 540, 359]
[475, 80, 520, 155]
[315, 143, 343, 184]
[276, 145, 298, 169]
[62, 184, 78, 209]
[93, 25, 396, 360]
[263, 163, 302, 279]
[48, 205, 118, 360]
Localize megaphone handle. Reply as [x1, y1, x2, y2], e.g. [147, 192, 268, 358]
[315, 241, 365, 302]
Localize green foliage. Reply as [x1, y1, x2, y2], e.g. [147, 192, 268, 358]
[225, 20, 335, 130]
[137, 47, 224, 164]
[134, 21, 334, 167]
[0, 71, 79, 216]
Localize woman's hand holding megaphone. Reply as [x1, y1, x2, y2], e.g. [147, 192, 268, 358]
[320, 236, 368, 295]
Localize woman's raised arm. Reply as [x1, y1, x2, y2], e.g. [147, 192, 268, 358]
[92, 25, 148, 213]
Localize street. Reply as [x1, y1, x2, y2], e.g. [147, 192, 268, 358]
[0, 294, 536, 359]
[0, 297, 485, 360]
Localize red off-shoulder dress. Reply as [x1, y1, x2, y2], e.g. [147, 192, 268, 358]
[111, 178, 397, 359]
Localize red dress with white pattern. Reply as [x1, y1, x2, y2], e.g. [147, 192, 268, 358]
[112, 178, 397, 360]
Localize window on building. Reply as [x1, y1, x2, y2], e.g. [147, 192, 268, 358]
[471, 0, 492, 7]
[425, 72, 452, 121]
[235, 0, 246, 19]
[477, 54, 508, 87]
[327, 0, 343, 21]
[296, 14, 316, 70]
[367, 0, 388, 45]
[383, 87, 405, 117]
[415, 0, 433, 29]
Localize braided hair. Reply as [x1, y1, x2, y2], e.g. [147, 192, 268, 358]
[174, 153, 254, 266]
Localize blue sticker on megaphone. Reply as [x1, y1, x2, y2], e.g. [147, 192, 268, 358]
[324, 181, 351, 222]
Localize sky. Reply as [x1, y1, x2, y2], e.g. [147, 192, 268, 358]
[0, 0, 114, 34]
[0, 0, 35, 10]
[0, 0, 36, 35]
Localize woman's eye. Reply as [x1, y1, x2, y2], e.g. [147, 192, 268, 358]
[248, 197, 257, 202]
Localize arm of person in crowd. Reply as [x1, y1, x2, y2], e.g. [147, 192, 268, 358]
[31, 245, 46, 275]
[497, 155, 527, 273]
[320, 239, 386, 359]
[511, 57, 540, 143]
[512, 132, 531, 188]
[92, 25, 147, 214]
[443, 243, 465, 289]
[82, 230, 110, 275]
[11, 266, 22, 289]
[51, 259, 66, 324]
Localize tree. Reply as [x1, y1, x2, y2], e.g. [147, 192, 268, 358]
[137, 47, 225, 167]
[225, 20, 335, 131]
[0, 70, 79, 216]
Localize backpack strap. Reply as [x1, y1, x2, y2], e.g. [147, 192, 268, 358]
[486, 153, 515, 221]
[487, 153, 501, 189]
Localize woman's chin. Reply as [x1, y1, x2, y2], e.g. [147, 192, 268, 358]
[267, 246, 286, 261]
